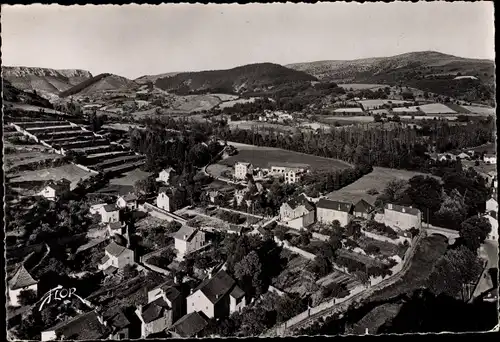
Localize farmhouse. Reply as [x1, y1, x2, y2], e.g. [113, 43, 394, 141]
[157, 167, 175, 185]
[39, 178, 71, 200]
[174, 225, 207, 260]
[270, 165, 307, 177]
[354, 199, 375, 219]
[234, 162, 253, 180]
[8, 265, 38, 307]
[483, 153, 497, 165]
[383, 203, 422, 230]
[101, 204, 120, 224]
[116, 193, 138, 210]
[280, 194, 315, 230]
[157, 187, 174, 212]
[98, 241, 135, 274]
[486, 196, 498, 213]
[169, 311, 208, 338]
[135, 284, 183, 338]
[41, 310, 111, 341]
[316, 199, 353, 227]
[187, 270, 245, 319]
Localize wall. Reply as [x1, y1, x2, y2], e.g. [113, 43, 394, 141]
[117, 249, 135, 269]
[187, 291, 214, 318]
[384, 209, 421, 230]
[362, 229, 411, 245]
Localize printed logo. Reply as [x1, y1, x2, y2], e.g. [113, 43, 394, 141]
[38, 285, 86, 311]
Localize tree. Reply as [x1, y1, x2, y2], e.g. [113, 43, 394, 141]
[134, 177, 158, 195]
[234, 251, 263, 296]
[166, 221, 182, 233]
[353, 270, 370, 286]
[18, 289, 38, 306]
[373, 114, 382, 122]
[274, 225, 288, 241]
[459, 216, 491, 252]
[122, 264, 138, 280]
[309, 255, 331, 278]
[434, 189, 468, 229]
[276, 293, 307, 323]
[344, 222, 362, 239]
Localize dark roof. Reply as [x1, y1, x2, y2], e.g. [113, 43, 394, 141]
[488, 211, 497, 220]
[156, 283, 182, 302]
[159, 187, 170, 194]
[8, 265, 38, 290]
[105, 310, 130, 330]
[108, 221, 122, 230]
[192, 270, 238, 304]
[45, 311, 111, 340]
[60, 178, 71, 184]
[286, 194, 314, 212]
[103, 266, 118, 275]
[47, 180, 70, 192]
[170, 312, 208, 338]
[384, 203, 421, 216]
[317, 199, 353, 213]
[141, 297, 170, 323]
[354, 199, 374, 213]
[121, 193, 138, 202]
[230, 285, 245, 299]
[103, 204, 118, 212]
[105, 241, 127, 257]
[101, 255, 110, 264]
[173, 225, 199, 241]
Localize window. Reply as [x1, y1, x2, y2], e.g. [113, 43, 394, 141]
[206, 306, 208, 310]
[192, 303, 194, 306]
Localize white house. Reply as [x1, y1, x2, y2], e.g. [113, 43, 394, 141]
[316, 199, 353, 227]
[157, 187, 174, 212]
[39, 178, 71, 201]
[90, 203, 106, 215]
[174, 226, 206, 260]
[234, 162, 253, 180]
[41, 310, 111, 341]
[483, 153, 497, 165]
[270, 165, 307, 178]
[116, 193, 138, 210]
[100, 204, 120, 224]
[157, 168, 175, 185]
[8, 265, 38, 307]
[136, 284, 183, 338]
[279, 194, 315, 230]
[486, 196, 498, 213]
[283, 168, 306, 184]
[187, 270, 245, 319]
[98, 241, 135, 274]
[457, 152, 471, 160]
[484, 212, 498, 241]
[383, 203, 422, 230]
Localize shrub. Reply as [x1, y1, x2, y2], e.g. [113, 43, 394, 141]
[322, 282, 349, 299]
[365, 244, 381, 255]
[344, 238, 359, 249]
[335, 256, 365, 273]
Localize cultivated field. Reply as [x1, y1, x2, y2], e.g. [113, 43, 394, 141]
[321, 116, 373, 123]
[462, 105, 495, 115]
[9, 163, 95, 190]
[338, 84, 388, 90]
[218, 97, 259, 109]
[228, 120, 296, 132]
[221, 141, 352, 170]
[388, 114, 458, 121]
[358, 99, 407, 109]
[326, 167, 440, 204]
[4, 151, 63, 172]
[109, 168, 152, 186]
[213, 94, 239, 101]
[170, 94, 221, 112]
[393, 103, 456, 114]
[333, 107, 364, 113]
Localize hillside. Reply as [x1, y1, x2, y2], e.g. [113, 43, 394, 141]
[3, 79, 54, 109]
[2, 66, 92, 97]
[287, 51, 495, 103]
[59, 73, 139, 97]
[135, 72, 181, 84]
[154, 63, 318, 95]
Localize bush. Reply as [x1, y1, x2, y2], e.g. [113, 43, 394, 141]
[18, 289, 38, 306]
[344, 238, 359, 249]
[366, 221, 398, 239]
[322, 282, 349, 299]
[335, 256, 365, 273]
[365, 244, 381, 255]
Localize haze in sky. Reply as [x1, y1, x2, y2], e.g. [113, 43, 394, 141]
[2, 2, 495, 79]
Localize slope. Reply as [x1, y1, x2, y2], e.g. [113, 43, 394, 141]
[3, 79, 54, 109]
[154, 62, 318, 95]
[59, 73, 139, 97]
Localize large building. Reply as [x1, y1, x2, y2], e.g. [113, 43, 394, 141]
[157, 187, 174, 212]
[279, 194, 315, 230]
[270, 165, 307, 184]
[316, 199, 353, 227]
[174, 226, 207, 260]
[383, 203, 422, 230]
[187, 270, 245, 319]
[353, 199, 375, 220]
[234, 162, 253, 180]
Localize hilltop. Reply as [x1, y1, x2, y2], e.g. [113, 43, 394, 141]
[59, 73, 139, 97]
[287, 51, 495, 103]
[134, 72, 181, 85]
[2, 66, 92, 98]
[2, 79, 54, 109]
[153, 62, 318, 94]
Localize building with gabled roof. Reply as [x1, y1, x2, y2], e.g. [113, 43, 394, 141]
[100, 204, 120, 224]
[107, 221, 124, 237]
[383, 203, 422, 230]
[41, 310, 111, 341]
[483, 153, 497, 165]
[174, 226, 206, 260]
[187, 270, 245, 319]
[279, 194, 315, 230]
[157, 167, 175, 185]
[234, 162, 254, 180]
[316, 199, 353, 227]
[104, 309, 131, 340]
[8, 265, 38, 307]
[98, 241, 134, 274]
[39, 178, 71, 201]
[157, 187, 175, 212]
[169, 311, 208, 338]
[486, 196, 498, 213]
[116, 193, 138, 210]
[353, 199, 375, 220]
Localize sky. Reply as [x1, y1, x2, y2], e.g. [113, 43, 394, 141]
[2, 2, 495, 79]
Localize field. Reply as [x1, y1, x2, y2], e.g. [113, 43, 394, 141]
[4, 151, 63, 172]
[213, 93, 239, 101]
[326, 167, 440, 205]
[218, 97, 258, 109]
[109, 168, 151, 186]
[462, 105, 495, 115]
[338, 84, 388, 90]
[357, 99, 407, 109]
[227, 120, 296, 132]
[220, 141, 352, 171]
[388, 114, 458, 121]
[9, 163, 95, 190]
[333, 107, 364, 113]
[393, 103, 456, 114]
[320, 116, 373, 123]
[299, 122, 332, 131]
[169, 94, 222, 112]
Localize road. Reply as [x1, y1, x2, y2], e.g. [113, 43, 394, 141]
[264, 229, 424, 336]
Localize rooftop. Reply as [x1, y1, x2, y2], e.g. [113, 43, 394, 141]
[105, 241, 129, 257]
[103, 204, 118, 212]
[173, 225, 200, 242]
[286, 194, 314, 212]
[44, 311, 111, 340]
[384, 203, 421, 216]
[120, 193, 138, 202]
[192, 270, 239, 304]
[169, 311, 208, 338]
[317, 199, 353, 213]
[141, 297, 171, 323]
[354, 199, 374, 213]
[8, 265, 38, 290]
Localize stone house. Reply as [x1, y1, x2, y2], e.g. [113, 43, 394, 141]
[279, 194, 315, 230]
[483, 153, 497, 165]
[316, 199, 353, 227]
[157, 187, 174, 212]
[234, 162, 253, 180]
[353, 199, 375, 219]
[41, 310, 111, 341]
[100, 204, 120, 224]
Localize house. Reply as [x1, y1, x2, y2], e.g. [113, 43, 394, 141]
[157, 187, 174, 212]
[316, 199, 353, 227]
[483, 153, 497, 165]
[486, 196, 498, 213]
[157, 168, 175, 185]
[101, 204, 120, 224]
[208, 191, 221, 204]
[354, 199, 375, 219]
[457, 152, 471, 160]
[279, 194, 315, 230]
[383, 203, 422, 230]
[234, 187, 249, 206]
[270, 165, 307, 179]
[174, 225, 206, 260]
[105, 310, 131, 340]
[8, 265, 38, 307]
[169, 311, 208, 338]
[41, 310, 111, 341]
[116, 193, 138, 210]
[136, 284, 183, 338]
[90, 203, 106, 215]
[98, 241, 135, 274]
[39, 178, 71, 200]
[187, 270, 245, 319]
[107, 221, 124, 236]
[284, 168, 306, 184]
[234, 162, 253, 180]
[484, 211, 498, 241]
